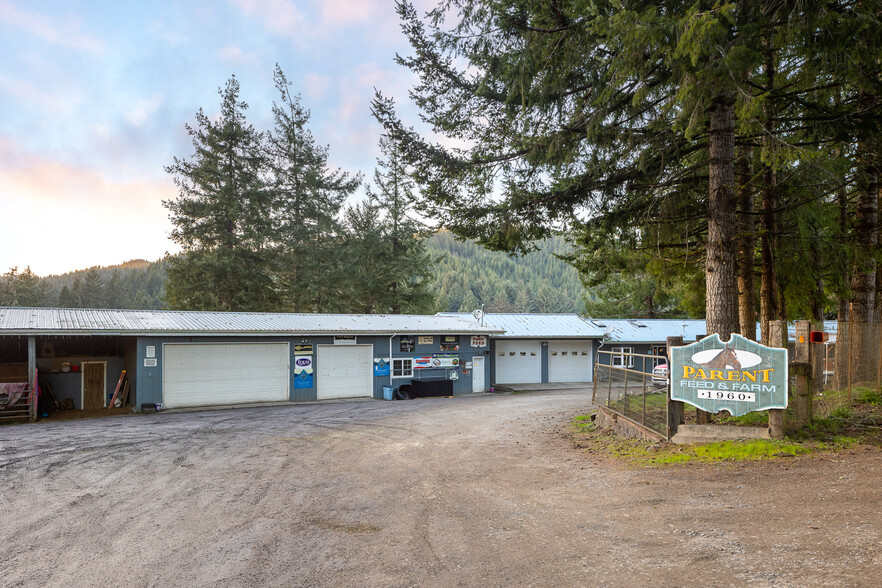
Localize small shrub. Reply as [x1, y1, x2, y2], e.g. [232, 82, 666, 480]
[856, 388, 882, 405]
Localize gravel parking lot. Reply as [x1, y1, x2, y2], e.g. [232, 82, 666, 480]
[1, 389, 881, 587]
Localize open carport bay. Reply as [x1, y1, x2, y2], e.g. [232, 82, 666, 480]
[1, 390, 881, 587]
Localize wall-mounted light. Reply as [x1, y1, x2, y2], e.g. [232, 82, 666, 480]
[542, 341, 549, 347]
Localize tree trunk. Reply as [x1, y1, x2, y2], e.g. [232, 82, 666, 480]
[848, 90, 879, 383]
[759, 53, 778, 346]
[737, 146, 756, 340]
[706, 96, 739, 340]
[835, 175, 851, 390]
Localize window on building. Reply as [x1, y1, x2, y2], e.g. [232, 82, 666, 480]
[651, 345, 667, 367]
[612, 347, 634, 368]
[392, 358, 413, 378]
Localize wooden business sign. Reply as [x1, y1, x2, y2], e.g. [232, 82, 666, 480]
[670, 334, 788, 416]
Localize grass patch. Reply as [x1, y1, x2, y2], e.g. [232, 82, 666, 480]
[715, 411, 769, 427]
[570, 415, 816, 466]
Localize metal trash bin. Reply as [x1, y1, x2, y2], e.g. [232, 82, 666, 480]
[382, 386, 395, 401]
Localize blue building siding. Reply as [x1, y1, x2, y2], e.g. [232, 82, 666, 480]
[134, 332, 490, 409]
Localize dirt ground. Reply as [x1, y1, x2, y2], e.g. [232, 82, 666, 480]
[1, 389, 880, 587]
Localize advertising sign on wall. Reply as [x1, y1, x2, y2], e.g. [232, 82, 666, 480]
[374, 357, 390, 377]
[670, 334, 788, 416]
[470, 336, 487, 348]
[400, 336, 415, 353]
[418, 336, 434, 345]
[294, 355, 314, 389]
[413, 356, 433, 369]
[294, 344, 313, 354]
[412, 354, 460, 369]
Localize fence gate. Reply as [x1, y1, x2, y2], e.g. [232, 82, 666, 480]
[593, 350, 668, 437]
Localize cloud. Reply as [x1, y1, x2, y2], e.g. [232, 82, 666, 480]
[217, 45, 261, 66]
[319, 0, 378, 26]
[0, 0, 104, 52]
[125, 93, 165, 127]
[0, 137, 178, 276]
[228, 0, 304, 41]
[304, 73, 330, 101]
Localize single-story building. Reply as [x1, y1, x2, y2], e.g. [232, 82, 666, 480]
[0, 307, 502, 413]
[589, 319, 707, 373]
[440, 313, 604, 385]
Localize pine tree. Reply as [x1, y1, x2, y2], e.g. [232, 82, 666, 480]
[164, 76, 279, 312]
[267, 65, 360, 312]
[366, 97, 437, 314]
[82, 268, 104, 308]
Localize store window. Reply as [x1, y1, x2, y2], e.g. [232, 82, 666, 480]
[393, 358, 413, 378]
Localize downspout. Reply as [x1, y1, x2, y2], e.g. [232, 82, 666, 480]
[389, 333, 397, 388]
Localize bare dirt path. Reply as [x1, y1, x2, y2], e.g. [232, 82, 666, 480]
[1, 389, 880, 587]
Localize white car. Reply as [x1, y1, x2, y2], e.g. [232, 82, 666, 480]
[652, 363, 668, 385]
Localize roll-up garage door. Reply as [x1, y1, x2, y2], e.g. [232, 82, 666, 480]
[495, 340, 541, 384]
[548, 340, 593, 382]
[316, 344, 373, 400]
[163, 342, 289, 408]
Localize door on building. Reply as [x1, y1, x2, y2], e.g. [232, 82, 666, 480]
[548, 340, 593, 382]
[494, 340, 542, 384]
[82, 362, 105, 409]
[472, 356, 485, 393]
[163, 343, 290, 408]
[316, 344, 373, 400]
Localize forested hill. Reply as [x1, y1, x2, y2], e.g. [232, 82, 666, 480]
[425, 231, 584, 313]
[2, 232, 586, 313]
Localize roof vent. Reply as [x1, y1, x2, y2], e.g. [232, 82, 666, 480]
[628, 319, 647, 327]
[590, 320, 606, 328]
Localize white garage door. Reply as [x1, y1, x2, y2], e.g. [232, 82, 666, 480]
[549, 340, 593, 382]
[495, 340, 541, 384]
[163, 343, 289, 408]
[317, 345, 373, 400]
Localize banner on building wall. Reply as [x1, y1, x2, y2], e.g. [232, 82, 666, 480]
[374, 357, 390, 376]
[413, 354, 460, 369]
[294, 355, 313, 389]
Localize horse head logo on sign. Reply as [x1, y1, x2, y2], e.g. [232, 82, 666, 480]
[671, 334, 788, 416]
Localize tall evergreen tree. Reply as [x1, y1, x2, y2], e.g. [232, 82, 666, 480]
[82, 268, 104, 308]
[267, 65, 361, 312]
[367, 96, 437, 314]
[163, 76, 279, 312]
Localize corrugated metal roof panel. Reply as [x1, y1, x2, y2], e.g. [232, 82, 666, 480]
[0, 308, 503, 336]
[596, 319, 841, 343]
[595, 319, 708, 343]
[438, 313, 604, 338]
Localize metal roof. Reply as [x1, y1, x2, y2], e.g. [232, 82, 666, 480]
[589, 319, 708, 343]
[591, 319, 840, 344]
[438, 313, 604, 338]
[0, 307, 503, 336]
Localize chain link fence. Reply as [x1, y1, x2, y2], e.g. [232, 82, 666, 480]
[811, 321, 882, 417]
[593, 350, 667, 437]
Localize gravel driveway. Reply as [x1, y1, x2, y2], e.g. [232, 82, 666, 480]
[1, 389, 880, 587]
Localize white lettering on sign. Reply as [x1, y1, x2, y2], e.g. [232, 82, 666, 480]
[470, 336, 487, 348]
[697, 390, 756, 402]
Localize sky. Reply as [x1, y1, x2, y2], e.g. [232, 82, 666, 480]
[0, 0, 435, 276]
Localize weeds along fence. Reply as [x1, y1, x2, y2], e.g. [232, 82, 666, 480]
[812, 321, 882, 416]
[593, 350, 667, 437]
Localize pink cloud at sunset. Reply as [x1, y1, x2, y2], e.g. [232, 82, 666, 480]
[0, 139, 178, 276]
